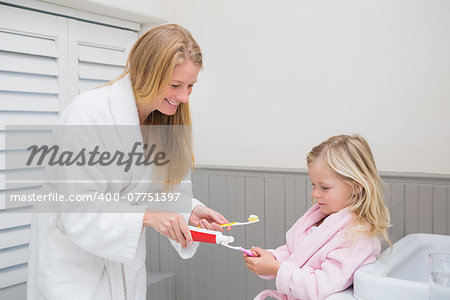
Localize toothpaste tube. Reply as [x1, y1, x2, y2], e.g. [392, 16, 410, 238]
[188, 225, 234, 244]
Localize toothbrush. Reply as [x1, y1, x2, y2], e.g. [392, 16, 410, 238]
[188, 226, 255, 256]
[220, 215, 260, 227]
[221, 242, 255, 257]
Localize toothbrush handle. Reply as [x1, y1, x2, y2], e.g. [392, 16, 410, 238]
[240, 248, 255, 257]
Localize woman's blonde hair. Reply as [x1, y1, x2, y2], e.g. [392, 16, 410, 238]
[111, 24, 202, 190]
[306, 134, 392, 248]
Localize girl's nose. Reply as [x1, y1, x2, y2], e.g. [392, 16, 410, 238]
[312, 188, 321, 199]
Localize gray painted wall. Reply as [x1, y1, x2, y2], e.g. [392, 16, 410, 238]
[146, 166, 450, 300]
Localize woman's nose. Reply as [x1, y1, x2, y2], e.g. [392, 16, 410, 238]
[176, 89, 190, 103]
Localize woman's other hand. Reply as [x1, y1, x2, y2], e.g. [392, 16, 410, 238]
[189, 205, 231, 231]
[143, 209, 192, 248]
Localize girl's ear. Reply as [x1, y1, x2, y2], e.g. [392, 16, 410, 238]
[353, 181, 363, 194]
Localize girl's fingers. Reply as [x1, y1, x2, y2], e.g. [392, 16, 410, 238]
[252, 247, 263, 255]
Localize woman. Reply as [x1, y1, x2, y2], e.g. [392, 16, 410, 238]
[27, 24, 229, 300]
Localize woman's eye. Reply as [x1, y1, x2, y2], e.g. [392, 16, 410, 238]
[171, 84, 180, 88]
[321, 186, 329, 190]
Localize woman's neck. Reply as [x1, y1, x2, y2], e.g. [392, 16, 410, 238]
[136, 102, 155, 125]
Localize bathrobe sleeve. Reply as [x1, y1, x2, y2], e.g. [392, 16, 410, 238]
[57, 154, 147, 264]
[169, 197, 204, 259]
[61, 208, 145, 264]
[50, 121, 147, 265]
[259, 244, 293, 280]
[275, 236, 380, 300]
[271, 244, 292, 262]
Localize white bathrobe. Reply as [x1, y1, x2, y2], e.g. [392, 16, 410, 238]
[27, 75, 202, 300]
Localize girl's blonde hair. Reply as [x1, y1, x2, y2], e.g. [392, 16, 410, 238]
[110, 24, 202, 190]
[306, 134, 392, 248]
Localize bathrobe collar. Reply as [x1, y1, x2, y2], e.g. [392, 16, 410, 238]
[288, 204, 354, 267]
[110, 74, 140, 126]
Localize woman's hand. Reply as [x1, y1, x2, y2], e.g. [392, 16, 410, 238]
[143, 209, 192, 248]
[244, 247, 281, 276]
[189, 205, 231, 231]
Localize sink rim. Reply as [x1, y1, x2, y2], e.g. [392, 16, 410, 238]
[353, 233, 450, 300]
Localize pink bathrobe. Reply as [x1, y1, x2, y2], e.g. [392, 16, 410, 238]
[255, 204, 381, 300]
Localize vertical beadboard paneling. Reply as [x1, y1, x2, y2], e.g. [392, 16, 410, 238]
[183, 244, 194, 300]
[384, 183, 392, 212]
[245, 177, 265, 300]
[274, 177, 286, 247]
[419, 185, 433, 233]
[390, 183, 405, 243]
[263, 176, 284, 290]
[147, 228, 161, 273]
[227, 175, 246, 300]
[306, 178, 313, 210]
[264, 177, 276, 250]
[206, 174, 219, 300]
[191, 172, 210, 300]
[285, 176, 296, 230]
[216, 174, 228, 299]
[405, 184, 419, 235]
[447, 187, 450, 235]
[433, 185, 448, 235]
[159, 235, 170, 273]
[296, 177, 308, 220]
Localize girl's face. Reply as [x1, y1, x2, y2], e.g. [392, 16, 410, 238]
[153, 60, 201, 116]
[308, 160, 354, 215]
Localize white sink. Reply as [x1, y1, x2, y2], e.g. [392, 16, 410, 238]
[352, 233, 450, 300]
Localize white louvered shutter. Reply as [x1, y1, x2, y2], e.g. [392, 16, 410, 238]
[0, 5, 68, 292]
[0, 5, 138, 296]
[68, 19, 137, 101]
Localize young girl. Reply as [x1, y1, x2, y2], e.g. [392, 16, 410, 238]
[244, 134, 391, 300]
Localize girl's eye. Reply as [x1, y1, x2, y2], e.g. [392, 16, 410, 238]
[321, 186, 330, 190]
[171, 84, 180, 88]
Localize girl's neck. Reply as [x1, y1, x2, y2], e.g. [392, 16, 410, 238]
[315, 216, 327, 227]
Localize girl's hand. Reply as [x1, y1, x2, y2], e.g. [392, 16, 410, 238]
[189, 205, 232, 231]
[244, 247, 281, 276]
[143, 209, 192, 248]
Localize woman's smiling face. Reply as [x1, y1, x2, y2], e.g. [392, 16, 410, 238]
[308, 160, 354, 215]
[152, 60, 201, 116]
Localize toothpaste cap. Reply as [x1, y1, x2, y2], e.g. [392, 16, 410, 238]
[216, 234, 234, 245]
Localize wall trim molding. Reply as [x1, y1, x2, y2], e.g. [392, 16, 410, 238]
[195, 164, 450, 184]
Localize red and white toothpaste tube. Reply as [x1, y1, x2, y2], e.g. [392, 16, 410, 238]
[188, 225, 234, 244]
